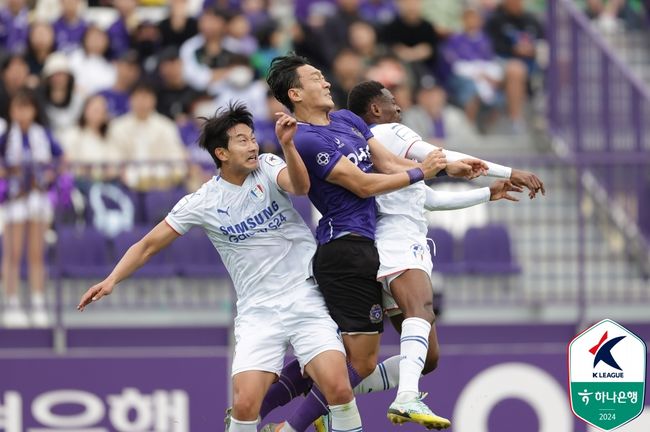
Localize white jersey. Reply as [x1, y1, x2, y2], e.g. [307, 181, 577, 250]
[165, 154, 317, 313]
[371, 123, 430, 232]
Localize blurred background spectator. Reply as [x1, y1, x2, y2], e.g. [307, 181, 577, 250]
[53, 0, 88, 54]
[40, 52, 84, 138]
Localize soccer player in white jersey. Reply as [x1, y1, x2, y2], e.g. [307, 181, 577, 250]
[332, 80, 545, 429]
[77, 104, 366, 432]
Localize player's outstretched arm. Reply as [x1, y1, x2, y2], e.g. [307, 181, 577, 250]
[422, 180, 523, 211]
[275, 112, 310, 195]
[367, 136, 420, 174]
[405, 138, 545, 199]
[77, 221, 180, 311]
[327, 150, 446, 198]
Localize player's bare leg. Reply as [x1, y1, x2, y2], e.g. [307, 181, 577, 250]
[229, 371, 277, 431]
[385, 269, 450, 429]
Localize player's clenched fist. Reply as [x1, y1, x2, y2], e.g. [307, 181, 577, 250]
[420, 148, 447, 179]
[275, 112, 298, 147]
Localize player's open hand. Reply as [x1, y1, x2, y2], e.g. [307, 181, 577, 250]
[510, 169, 545, 199]
[77, 280, 115, 311]
[489, 180, 523, 202]
[421, 148, 447, 179]
[446, 159, 488, 179]
[275, 112, 298, 147]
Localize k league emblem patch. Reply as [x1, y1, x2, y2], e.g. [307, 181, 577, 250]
[568, 319, 647, 431]
[250, 184, 265, 201]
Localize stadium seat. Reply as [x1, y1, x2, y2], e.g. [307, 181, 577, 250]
[291, 195, 314, 230]
[462, 224, 521, 274]
[113, 226, 177, 277]
[170, 228, 229, 278]
[56, 227, 111, 278]
[639, 180, 650, 240]
[426, 227, 463, 274]
[143, 188, 187, 224]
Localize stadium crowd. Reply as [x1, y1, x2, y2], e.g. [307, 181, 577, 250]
[0, 0, 549, 327]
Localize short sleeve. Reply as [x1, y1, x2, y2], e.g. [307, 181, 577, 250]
[295, 131, 343, 180]
[343, 110, 374, 141]
[371, 123, 423, 158]
[257, 153, 287, 188]
[165, 190, 205, 235]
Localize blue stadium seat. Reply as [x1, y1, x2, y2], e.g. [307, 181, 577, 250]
[462, 224, 521, 274]
[170, 228, 229, 278]
[113, 226, 177, 277]
[56, 227, 111, 278]
[426, 227, 463, 274]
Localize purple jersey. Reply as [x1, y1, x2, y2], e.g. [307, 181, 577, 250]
[444, 32, 495, 63]
[53, 17, 87, 53]
[294, 109, 376, 244]
[98, 89, 130, 118]
[0, 7, 29, 53]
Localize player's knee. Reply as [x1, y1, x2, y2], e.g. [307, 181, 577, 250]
[232, 393, 260, 420]
[323, 378, 354, 405]
[403, 302, 435, 324]
[350, 357, 377, 378]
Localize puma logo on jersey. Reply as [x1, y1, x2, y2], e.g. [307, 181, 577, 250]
[217, 207, 230, 216]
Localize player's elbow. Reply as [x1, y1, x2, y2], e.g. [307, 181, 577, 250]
[355, 184, 374, 199]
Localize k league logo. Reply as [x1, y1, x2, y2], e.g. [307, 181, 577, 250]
[316, 152, 330, 166]
[568, 319, 647, 431]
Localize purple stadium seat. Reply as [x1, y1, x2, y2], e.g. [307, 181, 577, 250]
[56, 227, 111, 278]
[113, 226, 177, 277]
[170, 228, 229, 278]
[462, 224, 521, 274]
[291, 195, 314, 230]
[427, 227, 463, 274]
[143, 188, 187, 224]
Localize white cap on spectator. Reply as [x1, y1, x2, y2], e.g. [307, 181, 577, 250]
[42, 52, 71, 78]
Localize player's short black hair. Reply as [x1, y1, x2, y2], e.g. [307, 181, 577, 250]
[347, 80, 386, 119]
[198, 102, 254, 168]
[266, 54, 311, 113]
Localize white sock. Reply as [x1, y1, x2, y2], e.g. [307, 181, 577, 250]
[5, 295, 20, 308]
[280, 422, 297, 432]
[229, 417, 258, 431]
[396, 317, 431, 403]
[330, 398, 362, 431]
[32, 293, 45, 309]
[354, 355, 400, 394]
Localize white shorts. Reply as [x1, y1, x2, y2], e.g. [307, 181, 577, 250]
[231, 279, 345, 377]
[376, 217, 434, 317]
[1, 191, 53, 223]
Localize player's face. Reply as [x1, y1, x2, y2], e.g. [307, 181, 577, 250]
[377, 88, 402, 123]
[224, 123, 259, 172]
[293, 65, 334, 110]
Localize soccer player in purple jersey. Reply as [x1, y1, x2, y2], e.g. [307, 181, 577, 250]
[258, 54, 486, 432]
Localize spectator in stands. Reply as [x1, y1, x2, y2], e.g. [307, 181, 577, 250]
[223, 11, 258, 56]
[359, 0, 397, 25]
[108, 82, 187, 191]
[402, 84, 476, 144]
[348, 20, 387, 67]
[241, 0, 273, 32]
[179, 7, 235, 93]
[250, 20, 283, 78]
[69, 25, 116, 95]
[0, 54, 30, 120]
[381, 0, 442, 85]
[316, 0, 363, 65]
[212, 54, 268, 119]
[444, 7, 504, 124]
[25, 22, 56, 83]
[60, 93, 119, 182]
[132, 20, 162, 71]
[330, 49, 366, 109]
[485, 0, 544, 132]
[176, 94, 215, 190]
[155, 47, 200, 120]
[40, 52, 84, 138]
[158, 0, 198, 50]
[53, 0, 87, 54]
[0, 88, 63, 328]
[0, 0, 29, 54]
[98, 50, 141, 119]
[107, 0, 139, 59]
